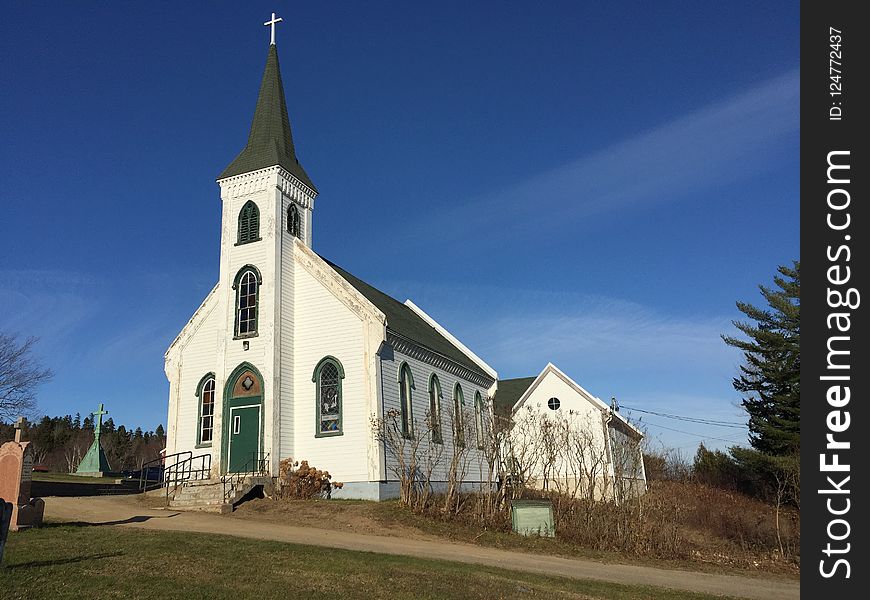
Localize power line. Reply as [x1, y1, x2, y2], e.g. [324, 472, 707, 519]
[620, 405, 747, 429]
[640, 419, 746, 445]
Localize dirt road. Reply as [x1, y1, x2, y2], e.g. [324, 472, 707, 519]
[44, 495, 798, 600]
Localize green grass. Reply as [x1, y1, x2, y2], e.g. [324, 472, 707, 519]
[0, 525, 729, 600]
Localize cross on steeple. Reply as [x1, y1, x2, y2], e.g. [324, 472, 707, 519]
[264, 12, 283, 46]
[92, 403, 109, 437]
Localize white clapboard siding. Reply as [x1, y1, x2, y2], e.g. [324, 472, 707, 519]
[172, 300, 220, 461]
[290, 252, 372, 482]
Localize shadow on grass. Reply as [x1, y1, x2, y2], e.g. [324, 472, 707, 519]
[42, 513, 181, 528]
[5, 551, 125, 569]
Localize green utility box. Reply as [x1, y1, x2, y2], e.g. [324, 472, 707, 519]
[510, 500, 555, 537]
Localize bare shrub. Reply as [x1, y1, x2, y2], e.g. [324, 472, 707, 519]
[277, 458, 343, 500]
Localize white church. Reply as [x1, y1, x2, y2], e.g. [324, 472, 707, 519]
[164, 19, 644, 502]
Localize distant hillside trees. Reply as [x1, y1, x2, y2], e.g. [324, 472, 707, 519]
[0, 414, 166, 473]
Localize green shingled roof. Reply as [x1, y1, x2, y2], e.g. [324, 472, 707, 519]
[492, 377, 536, 416]
[321, 257, 489, 379]
[219, 45, 316, 191]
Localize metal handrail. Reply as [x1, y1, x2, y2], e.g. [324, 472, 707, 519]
[221, 452, 270, 503]
[138, 451, 192, 492]
[164, 453, 212, 502]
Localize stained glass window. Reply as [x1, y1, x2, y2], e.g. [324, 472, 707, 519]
[318, 360, 341, 434]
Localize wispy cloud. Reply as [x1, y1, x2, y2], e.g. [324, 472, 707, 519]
[0, 269, 98, 351]
[427, 70, 799, 240]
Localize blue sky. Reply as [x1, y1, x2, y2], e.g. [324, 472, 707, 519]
[0, 2, 799, 453]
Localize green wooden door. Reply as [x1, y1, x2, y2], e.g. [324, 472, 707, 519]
[228, 405, 260, 472]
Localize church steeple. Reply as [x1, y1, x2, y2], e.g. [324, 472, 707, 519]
[219, 43, 316, 191]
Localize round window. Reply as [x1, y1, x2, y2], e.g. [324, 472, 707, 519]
[547, 397, 560, 411]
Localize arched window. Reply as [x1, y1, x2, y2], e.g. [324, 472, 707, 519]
[474, 391, 484, 450]
[453, 383, 465, 447]
[196, 374, 215, 446]
[428, 374, 442, 444]
[237, 200, 260, 245]
[313, 356, 345, 436]
[233, 265, 261, 337]
[288, 204, 301, 238]
[399, 363, 414, 438]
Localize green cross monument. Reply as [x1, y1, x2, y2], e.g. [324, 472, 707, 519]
[75, 403, 112, 477]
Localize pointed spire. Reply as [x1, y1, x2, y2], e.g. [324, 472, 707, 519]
[219, 45, 316, 191]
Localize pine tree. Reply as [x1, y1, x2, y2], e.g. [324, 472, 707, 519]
[722, 261, 800, 456]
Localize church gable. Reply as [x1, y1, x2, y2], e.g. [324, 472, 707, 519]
[165, 283, 219, 369]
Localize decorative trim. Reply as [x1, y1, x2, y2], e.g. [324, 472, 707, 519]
[294, 240, 386, 325]
[165, 284, 219, 361]
[387, 331, 494, 389]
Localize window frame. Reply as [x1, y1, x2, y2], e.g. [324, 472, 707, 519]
[236, 200, 262, 245]
[195, 372, 216, 448]
[287, 203, 301, 238]
[453, 383, 465, 447]
[474, 390, 485, 450]
[428, 374, 443, 444]
[398, 363, 415, 439]
[233, 265, 262, 339]
[313, 356, 345, 437]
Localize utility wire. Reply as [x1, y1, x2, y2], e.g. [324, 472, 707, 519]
[620, 405, 748, 429]
[640, 419, 746, 445]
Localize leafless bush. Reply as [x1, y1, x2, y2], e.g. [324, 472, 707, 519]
[277, 458, 343, 500]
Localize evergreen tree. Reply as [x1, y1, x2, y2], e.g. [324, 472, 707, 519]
[155, 424, 165, 439]
[73, 412, 81, 430]
[722, 261, 800, 456]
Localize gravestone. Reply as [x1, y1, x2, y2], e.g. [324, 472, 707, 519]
[0, 417, 45, 531]
[75, 403, 112, 476]
[510, 499, 555, 537]
[0, 498, 13, 567]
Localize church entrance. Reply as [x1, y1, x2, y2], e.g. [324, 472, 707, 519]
[222, 363, 264, 474]
[228, 405, 261, 472]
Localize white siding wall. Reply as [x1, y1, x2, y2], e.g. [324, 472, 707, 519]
[289, 252, 372, 482]
[167, 298, 220, 466]
[510, 371, 613, 498]
[380, 347, 492, 483]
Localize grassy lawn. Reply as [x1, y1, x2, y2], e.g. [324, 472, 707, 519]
[0, 525, 728, 600]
